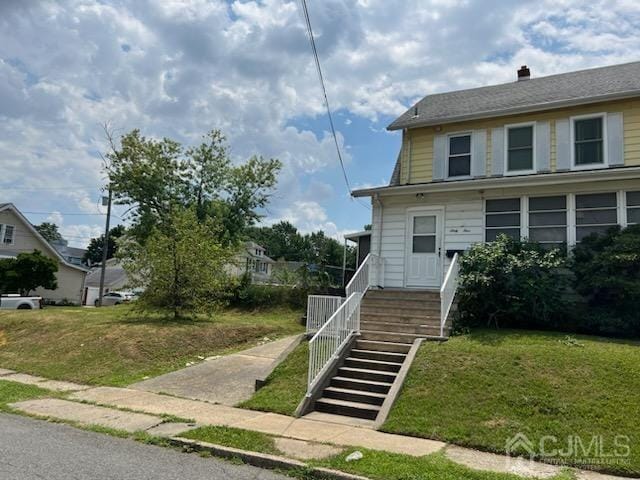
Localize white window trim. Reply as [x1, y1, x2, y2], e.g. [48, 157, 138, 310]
[445, 131, 473, 181]
[504, 121, 537, 176]
[0, 224, 15, 246]
[570, 112, 608, 171]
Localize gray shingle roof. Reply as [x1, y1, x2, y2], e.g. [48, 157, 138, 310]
[388, 61, 640, 131]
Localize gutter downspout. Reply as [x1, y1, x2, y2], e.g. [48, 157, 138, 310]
[374, 193, 384, 287]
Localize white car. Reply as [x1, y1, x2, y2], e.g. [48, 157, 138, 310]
[0, 294, 43, 310]
[94, 291, 134, 307]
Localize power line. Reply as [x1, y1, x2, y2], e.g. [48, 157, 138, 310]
[298, 0, 370, 211]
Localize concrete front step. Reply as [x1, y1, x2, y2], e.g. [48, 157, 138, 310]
[361, 321, 442, 336]
[355, 339, 411, 354]
[322, 386, 386, 406]
[337, 366, 397, 384]
[360, 303, 440, 319]
[343, 356, 402, 373]
[330, 376, 393, 394]
[350, 348, 406, 364]
[314, 397, 380, 420]
[360, 330, 447, 344]
[365, 290, 440, 302]
[362, 299, 441, 311]
[360, 311, 441, 325]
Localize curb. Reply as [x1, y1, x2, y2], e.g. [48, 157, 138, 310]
[168, 436, 370, 480]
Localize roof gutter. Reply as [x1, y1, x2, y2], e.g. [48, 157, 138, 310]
[388, 89, 640, 131]
[352, 166, 640, 198]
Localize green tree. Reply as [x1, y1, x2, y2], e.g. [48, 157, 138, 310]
[120, 208, 234, 318]
[83, 225, 126, 265]
[0, 250, 58, 296]
[107, 129, 281, 244]
[35, 222, 63, 242]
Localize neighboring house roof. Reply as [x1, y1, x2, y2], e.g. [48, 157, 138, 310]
[65, 247, 87, 258]
[0, 203, 88, 272]
[84, 264, 127, 288]
[389, 61, 640, 131]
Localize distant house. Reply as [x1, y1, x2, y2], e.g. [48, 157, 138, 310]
[51, 239, 87, 266]
[82, 258, 129, 306]
[0, 203, 88, 304]
[228, 241, 275, 282]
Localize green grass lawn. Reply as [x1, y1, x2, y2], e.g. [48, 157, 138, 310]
[0, 305, 303, 386]
[383, 329, 640, 476]
[0, 379, 60, 412]
[239, 340, 308, 414]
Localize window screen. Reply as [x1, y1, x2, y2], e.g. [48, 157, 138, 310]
[486, 198, 521, 241]
[575, 192, 618, 241]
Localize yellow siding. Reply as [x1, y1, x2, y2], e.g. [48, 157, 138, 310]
[403, 98, 640, 184]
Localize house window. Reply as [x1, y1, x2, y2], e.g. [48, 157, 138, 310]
[506, 124, 534, 173]
[412, 216, 437, 253]
[575, 192, 618, 241]
[627, 191, 640, 225]
[528, 196, 567, 248]
[0, 224, 15, 245]
[485, 198, 521, 241]
[447, 134, 471, 178]
[574, 116, 604, 167]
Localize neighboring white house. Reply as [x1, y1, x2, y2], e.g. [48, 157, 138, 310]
[352, 62, 640, 290]
[0, 203, 88, 304]
[82, 258, 129, 306]
[228, 241, 275, 282]
[51, 238, 88, 267]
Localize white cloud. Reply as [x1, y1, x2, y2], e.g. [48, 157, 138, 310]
[1, 0, 640, 246]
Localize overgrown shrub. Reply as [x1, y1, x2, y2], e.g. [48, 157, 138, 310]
[231, 279, 308, 310]
[571, 225, 640, 337]
[456, 235, 568, 330]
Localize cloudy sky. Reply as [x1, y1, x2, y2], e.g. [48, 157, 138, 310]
[1, 0, 640, 247]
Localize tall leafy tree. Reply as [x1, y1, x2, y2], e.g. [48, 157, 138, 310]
[35, 222, 63, 242]
[120, 208, 233, 319]
[83, 225, 126, 265]
[107, 129, 281, 244]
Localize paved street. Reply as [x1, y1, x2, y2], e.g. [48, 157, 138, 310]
[0, 414, 289, 480]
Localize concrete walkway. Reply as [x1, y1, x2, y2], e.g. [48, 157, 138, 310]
[2, 371, 625, 480]
[129, 335, 303, 405]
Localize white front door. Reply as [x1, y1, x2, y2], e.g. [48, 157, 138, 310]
[405, 210, 443, 288]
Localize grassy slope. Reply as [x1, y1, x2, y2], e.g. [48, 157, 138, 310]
[383, 329, 640, 476]
[239, 340, 308, 414]
[0, 305, 303, 386]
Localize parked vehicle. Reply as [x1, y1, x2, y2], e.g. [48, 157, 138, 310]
[0, 294, 43, 310]
[94, 291, 135, 307]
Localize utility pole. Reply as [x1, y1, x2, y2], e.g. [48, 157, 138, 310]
[97, 186, 112, 307]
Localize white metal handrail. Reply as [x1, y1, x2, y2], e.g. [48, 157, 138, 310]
[306, 295, 343, 335]
[307, 292, 362, 392]
[346, 253, 381, 298]
[440, 253, 460, 337]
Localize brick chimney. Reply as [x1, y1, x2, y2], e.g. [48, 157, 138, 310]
[517, 65, 531, 81]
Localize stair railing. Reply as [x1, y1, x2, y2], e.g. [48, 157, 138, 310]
[307, 253, 381, 394]
[306, 295, 344, 335]
[440, 253, 460, 337]
[307, 292, 361, 392]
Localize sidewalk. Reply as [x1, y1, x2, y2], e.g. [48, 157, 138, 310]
[129, 335, 303, 405]
[1, 369, 622, 480]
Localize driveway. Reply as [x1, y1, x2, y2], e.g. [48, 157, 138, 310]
[0, 413, 288, 480]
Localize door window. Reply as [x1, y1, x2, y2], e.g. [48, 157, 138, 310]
[412, 216, 436, 253]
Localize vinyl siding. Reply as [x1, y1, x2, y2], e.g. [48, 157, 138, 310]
[0, 209, 86, 303]
[371, 178, 640, 288]
[399, 98, 640, 184]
